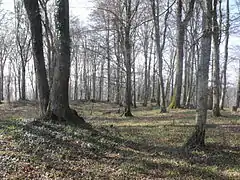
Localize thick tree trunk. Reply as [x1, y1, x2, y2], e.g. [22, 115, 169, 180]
[185, 0, 212, 149]
[47, 0, 85, 124]
[24, 0, 49, 115]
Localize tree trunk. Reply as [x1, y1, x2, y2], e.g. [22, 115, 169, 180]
[74, 55, 78, 100]
[0, 66, 4, 101]
[24, 0, 50, 115]
[21, 64, 26, 100]
[212, 0, 221, 117]
[170, 0, 195, 109]
[106, 17, 111, 102]
[99, 62, 104, 101]
[151, 0, 168, 112]
[124, 30, 133, 116]
[235, 58, 240, 109]
[143, 23, 149, 107]
[47, 0, 85, 124]
[92, 56, 96, 100]
[185, 0, 212, 149]
[220, 0, 229, 110]
[123, 0, 134, 117]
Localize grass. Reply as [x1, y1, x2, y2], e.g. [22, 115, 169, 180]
[0, 101, 239, 179]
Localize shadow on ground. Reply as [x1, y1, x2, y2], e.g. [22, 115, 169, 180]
[1, 118, 239, 179]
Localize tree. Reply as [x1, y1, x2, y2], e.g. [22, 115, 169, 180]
[212, 0, 221, 116]
[169, 0, 196, 108]
[47, 0, 85, 124]
[220, 0, 230, 110]
[15, 0, 32, 100]
[150, 0, 170, 112]
[185, 0, 212, 148]
[23, 0, 49, 115]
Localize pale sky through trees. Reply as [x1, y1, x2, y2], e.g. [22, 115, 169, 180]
[1, 0, 93, 21]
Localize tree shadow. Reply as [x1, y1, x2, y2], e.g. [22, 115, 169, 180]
[0, 119, 238, 179]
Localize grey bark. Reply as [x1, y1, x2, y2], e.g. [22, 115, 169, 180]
[212, 0, 221, 116]
[170, 0, 196, 108]
[24, 0, 50, 115]
[48, 0, 85, 124]
[186, 0, 212, 148]
[151, 0, 169, 112]
[220, 0, 230, 110]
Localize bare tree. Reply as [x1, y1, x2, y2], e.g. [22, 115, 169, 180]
[185, 0, 212, 148]
[150, 0, 170, 112]
[23, 0, 49, 115]
[169, 0, 196, 108]
[220, 0, 230, 110]
[212, 0, 221, 116]
[48, 0, 85, 123]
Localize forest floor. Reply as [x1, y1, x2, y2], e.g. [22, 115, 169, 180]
[0, 101, 240, 179]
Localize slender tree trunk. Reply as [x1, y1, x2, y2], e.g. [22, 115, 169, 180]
[220, 0, 229, 110]
[143, 23, 149, 107]
[0, 66, 4, 101]
[14, 76, 17, 100]
[92, 57, 96, 100]
[18, 68, 21, 100]
[186, 0, 212, 148]
[212, 0, 221, 116]
[74, 56, 78, 100]
[151, 53, 156, 102]
[151, 0, 168, 112]
[21, 63, 26, 100]
[133, 58, 137, 108]
[107, 17, 111, 102]
[99, 62, 104, 101]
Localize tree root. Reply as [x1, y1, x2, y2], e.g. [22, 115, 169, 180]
[43, 107, 91, 128]
[184, 126, 205, 150]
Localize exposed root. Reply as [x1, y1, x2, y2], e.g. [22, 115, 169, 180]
[43, 107, 91, 128]
[184, 125, 205, 150]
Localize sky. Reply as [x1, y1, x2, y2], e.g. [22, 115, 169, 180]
[1, 0, 93, 21]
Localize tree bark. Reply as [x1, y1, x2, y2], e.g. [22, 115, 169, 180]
[220, 0, 230, 110]
[185, 0, 212, 149]
[212, 0, 221, 116]
[169, 0, 196, 108]
[24, 0, 49, 115]
[151, 0, 169, 112]
[48, 0, 85, 124]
